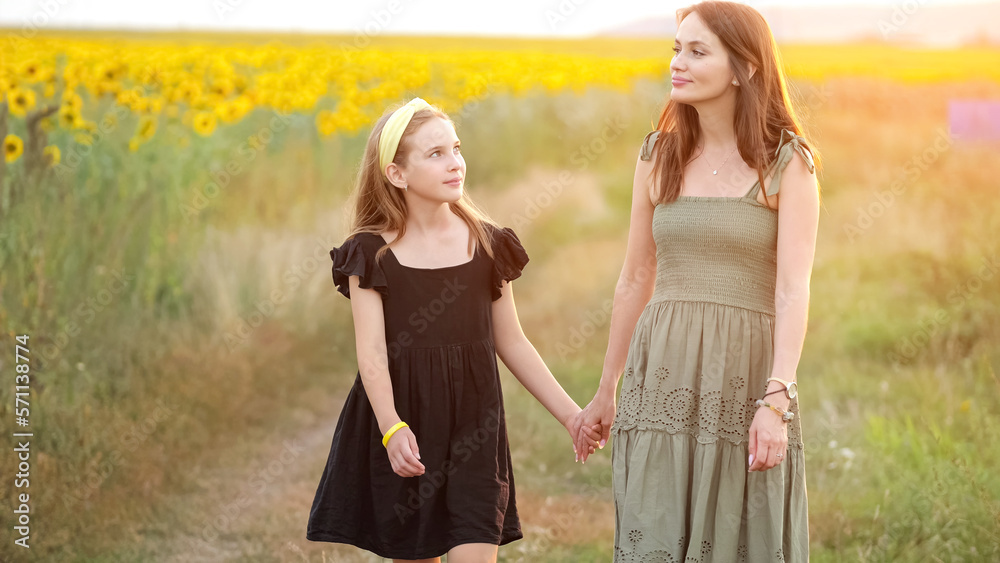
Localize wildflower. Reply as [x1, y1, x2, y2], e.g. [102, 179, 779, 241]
[136, 115, 157, 141]
[8, 87, 36, 117]
[43, 144, 61, 166]
[193, 111, 217, 136]
[4, 134, 24, 163]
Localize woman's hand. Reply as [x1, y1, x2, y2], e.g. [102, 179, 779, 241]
[747, 406, 789, 472]
[385, 427, 425, 477]
[574, 390, 617, 463]
[566, 410, 602, 462]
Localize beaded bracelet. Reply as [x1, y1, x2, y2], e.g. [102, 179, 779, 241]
[382, 421, 409, 448]
[755, 399, 795, 422]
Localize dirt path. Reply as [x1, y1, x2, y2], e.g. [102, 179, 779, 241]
[117, 388, 614, 563]
[122, 398, 366, 562]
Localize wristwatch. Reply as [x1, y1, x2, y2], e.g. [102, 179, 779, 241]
[765, 377, 798, 400]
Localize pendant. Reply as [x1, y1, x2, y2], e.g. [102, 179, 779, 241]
[713, 170, 718, 175]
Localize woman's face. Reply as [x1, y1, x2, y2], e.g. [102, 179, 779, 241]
[394, 117, 466, 204]
[669, 12, 737, 107]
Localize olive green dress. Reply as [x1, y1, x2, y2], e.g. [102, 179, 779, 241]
[611, 130, 814, 562]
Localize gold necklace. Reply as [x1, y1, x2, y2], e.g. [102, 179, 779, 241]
[700, 145, 738, 175]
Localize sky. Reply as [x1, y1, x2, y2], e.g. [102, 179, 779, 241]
[0, 0, 994, 37]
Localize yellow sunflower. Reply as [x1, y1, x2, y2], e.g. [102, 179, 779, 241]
[136, 115, 157, 141]
[8, 87, 36, 117]
[100, 111, 119, 130]
[4, 134, 24, 163]
[62, 90, 83, 111]
[19, 60, 43, 83]
[214, 101, 241, 124]
[210, 76, 235, 97]
[0, 75, 15, 99]
[145, 96, 164, 115]
[59, 106, 82, 129]
[315, 110, 337, 137]
[43, 145, 61, 166]
[171, 80, 202, 104]
[192, 111, 217, 137]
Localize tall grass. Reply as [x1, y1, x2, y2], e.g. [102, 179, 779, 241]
[0, 98, 362, 559]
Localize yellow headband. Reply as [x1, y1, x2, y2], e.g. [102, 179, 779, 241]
[378, 97, 432, 175]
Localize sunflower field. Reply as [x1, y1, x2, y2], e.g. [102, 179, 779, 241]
[3, 33, 1000, 171]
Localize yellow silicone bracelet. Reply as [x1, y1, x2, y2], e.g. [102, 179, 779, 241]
[382, 421, 409, 448]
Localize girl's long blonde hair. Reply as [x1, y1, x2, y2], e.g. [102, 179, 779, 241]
[346, 104, 496, 261]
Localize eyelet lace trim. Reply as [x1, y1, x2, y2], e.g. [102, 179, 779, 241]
[611, 367, 804, 448]
[614, 534, 786, 562]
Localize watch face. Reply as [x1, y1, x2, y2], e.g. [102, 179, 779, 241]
[787, 381, 798, 399]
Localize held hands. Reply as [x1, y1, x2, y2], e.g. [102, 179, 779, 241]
[566, 410, 603, 463]
[384, 426, 425, 477]
[571, 390, 616, 463]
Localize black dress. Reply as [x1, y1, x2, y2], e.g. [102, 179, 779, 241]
[306, 224, 527, 559]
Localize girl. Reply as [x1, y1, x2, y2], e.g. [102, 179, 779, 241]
[307, 98, 600, 563]
[572, 2, 819, 561]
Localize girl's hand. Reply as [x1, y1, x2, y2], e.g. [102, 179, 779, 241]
[574, 391, 616, 463]
[747, 407, 789, 472]
[385, 427, 426, 477]
[566, 410, 602, 461]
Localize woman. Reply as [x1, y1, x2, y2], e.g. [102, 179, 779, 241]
[572, 2, 819, 561]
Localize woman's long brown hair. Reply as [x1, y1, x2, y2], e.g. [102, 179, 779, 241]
[652, 1, 820, 204]
[346, 104, 495, 261]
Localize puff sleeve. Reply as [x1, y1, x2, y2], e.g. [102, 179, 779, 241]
[329, 234, 388, 299]
[489, 226, 530, 301]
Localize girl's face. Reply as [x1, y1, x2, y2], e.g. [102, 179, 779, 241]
[395, 117, 466, 204]
[669, 12, 737, 107]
